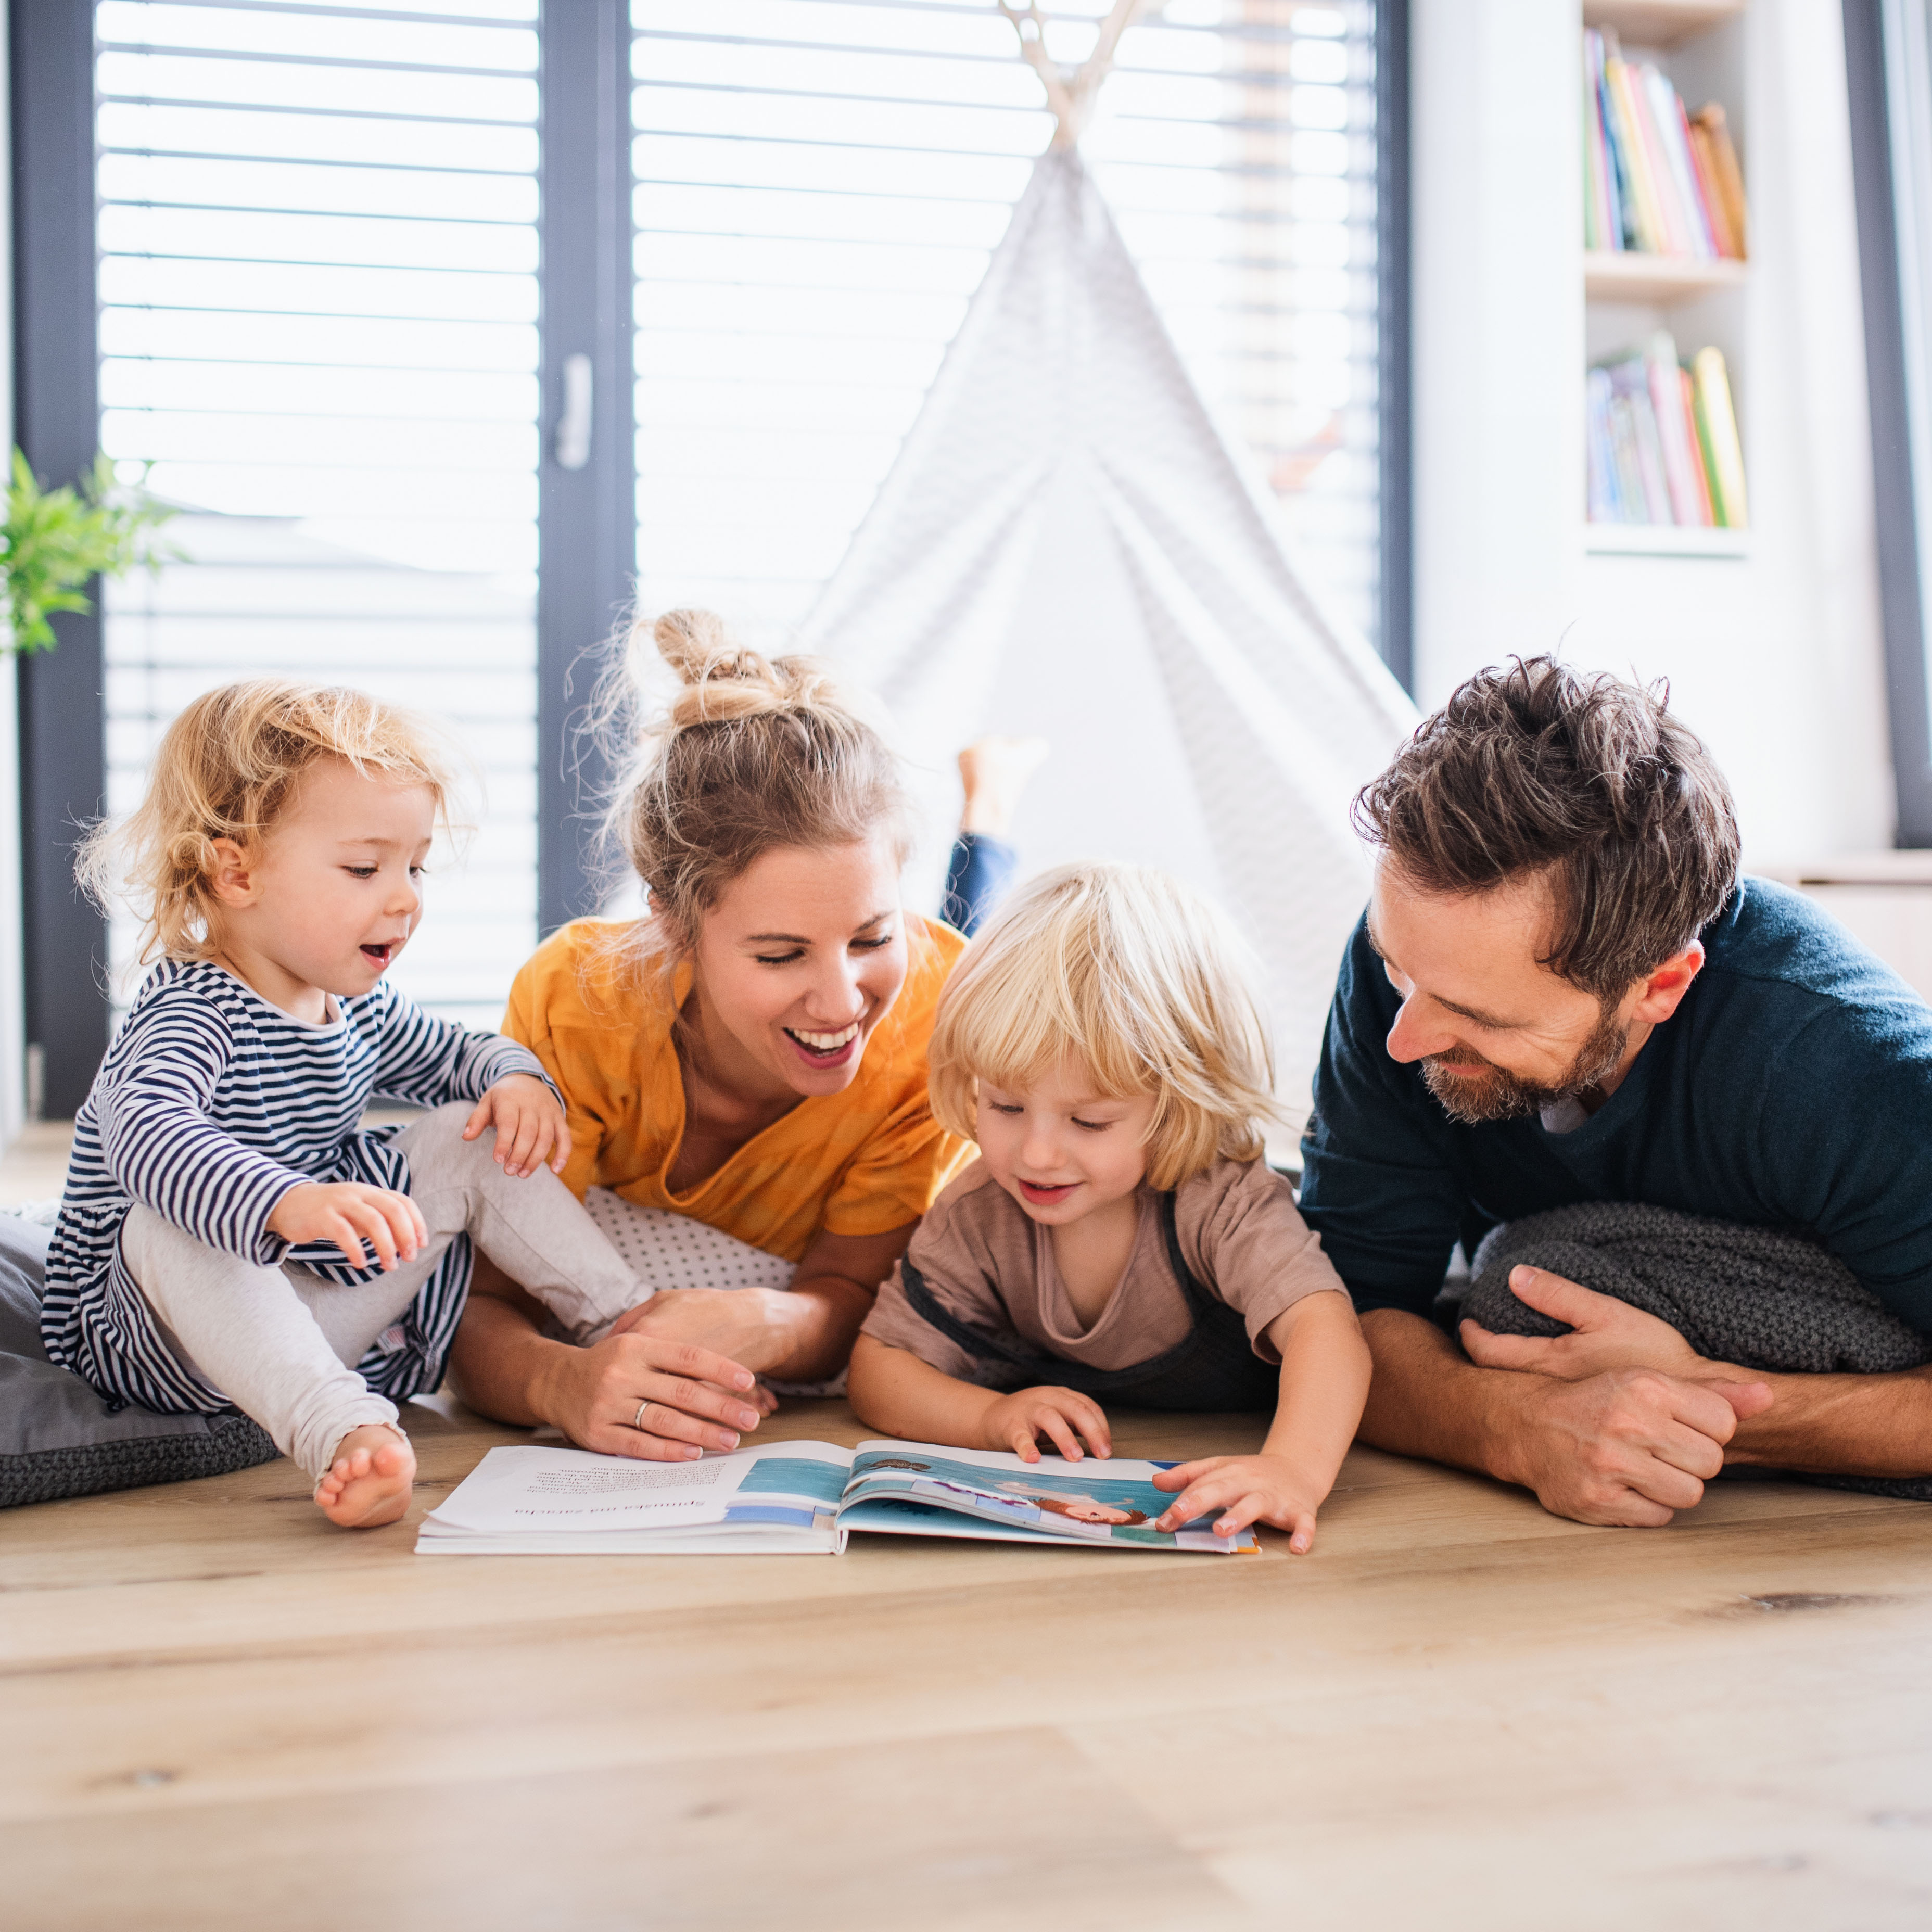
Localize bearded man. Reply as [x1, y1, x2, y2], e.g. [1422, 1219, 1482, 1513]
[1298, 656, 1932, 1525]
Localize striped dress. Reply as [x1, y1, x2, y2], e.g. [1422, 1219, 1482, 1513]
[42, 958, 551, 1415]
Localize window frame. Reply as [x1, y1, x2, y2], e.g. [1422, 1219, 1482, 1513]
[1846, 0, 1932, 845]
[9, 0, 1409, 1111]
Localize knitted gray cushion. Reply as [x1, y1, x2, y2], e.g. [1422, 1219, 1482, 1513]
[1464, 1202, 1932, 1502]
[0, 1214, 278, 1509]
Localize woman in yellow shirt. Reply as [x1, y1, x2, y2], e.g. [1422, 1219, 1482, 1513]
[448, 611, 975, 1459]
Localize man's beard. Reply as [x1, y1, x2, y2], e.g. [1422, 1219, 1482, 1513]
[1419, 1003, 1631, 1125]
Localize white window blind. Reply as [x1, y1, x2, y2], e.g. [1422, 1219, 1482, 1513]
[94, 0, 541, 1025]
[630, 0, 1382, 650]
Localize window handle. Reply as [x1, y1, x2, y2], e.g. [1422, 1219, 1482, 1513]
[555, 352, 593, 471]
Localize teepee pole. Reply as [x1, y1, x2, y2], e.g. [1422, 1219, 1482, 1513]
[997, 0, 1153, 150]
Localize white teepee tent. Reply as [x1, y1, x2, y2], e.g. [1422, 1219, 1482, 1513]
[793, 9, 1418, 1117]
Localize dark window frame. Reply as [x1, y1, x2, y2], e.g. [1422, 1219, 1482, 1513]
[9, 0, 1408, 1110]
[1845, 0, 1932, 844]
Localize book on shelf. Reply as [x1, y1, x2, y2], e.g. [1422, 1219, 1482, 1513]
[415, 1438, 1263, 1556]
[1584, 28, 1747, 260]
[1587, 331, 1747, 529]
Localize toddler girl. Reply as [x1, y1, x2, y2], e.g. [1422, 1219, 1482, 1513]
[847, 862, 1370, 1551]
[42, 681, 697, 1527]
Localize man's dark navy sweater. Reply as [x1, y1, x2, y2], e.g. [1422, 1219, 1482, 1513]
[1297, 878, 1932, 1334]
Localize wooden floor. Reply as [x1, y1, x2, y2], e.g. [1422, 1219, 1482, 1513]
[6, 1393, 1932, 1931]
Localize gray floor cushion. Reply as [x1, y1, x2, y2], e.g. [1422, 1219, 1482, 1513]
[0, 1214, 278, 1508]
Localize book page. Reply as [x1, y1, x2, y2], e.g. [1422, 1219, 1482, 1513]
[422, 1445, 755, 1535]
[840, 1441, 1259, 1554]
[420, 1441, 854, 1543]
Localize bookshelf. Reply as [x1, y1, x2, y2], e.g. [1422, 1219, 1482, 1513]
[1583, 523, 1749, 559]
[1583, 250, 1746, 304]
[1582, 1, 1745, 49]
[1582, 0, 1749, 555]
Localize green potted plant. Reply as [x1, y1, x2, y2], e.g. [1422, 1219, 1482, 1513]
[2, 451, 179, 653]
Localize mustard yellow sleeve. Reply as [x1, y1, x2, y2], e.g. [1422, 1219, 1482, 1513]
[501, 946, 607, 1201]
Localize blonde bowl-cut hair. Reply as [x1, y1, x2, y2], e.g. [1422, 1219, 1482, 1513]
[602, 608, 912, 964]
[77, 678, 460, 967]
[927, 861, 1289, 1192]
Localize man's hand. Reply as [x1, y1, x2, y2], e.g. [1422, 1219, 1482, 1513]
[463, 1073, 570, 1178]
[980, 1386, 1112, 1463]
[1506, 1367, 1773, 1524]
[269, 1181, 426, 1270]
[1151, 1453, 1328, 1550]
[1462, 1266, 1706, 1381]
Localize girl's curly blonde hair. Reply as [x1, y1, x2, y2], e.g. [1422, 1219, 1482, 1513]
[78, 678, 459, 965]
[927, 861, 1289, 1191]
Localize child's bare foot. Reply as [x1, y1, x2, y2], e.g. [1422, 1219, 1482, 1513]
[313, 1424, 415, 1528]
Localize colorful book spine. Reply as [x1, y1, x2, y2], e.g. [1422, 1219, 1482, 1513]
[1648, 68, 1716, 257]
[1586, 367, 1621, 520]
[1604, 50, 1667, 251]
[1692, 105, 1749, 258]
[1585, 339, 1746, 529]
[1645, 332, 1706, 521]
[1582, 33, 1748, 260]
[1582, 31, 1623, 252]
[1692, 345, 1749, 527]
[1685, 118, 1739, 258]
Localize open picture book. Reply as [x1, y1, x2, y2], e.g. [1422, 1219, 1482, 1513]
[416, 1438, 1261, 1556]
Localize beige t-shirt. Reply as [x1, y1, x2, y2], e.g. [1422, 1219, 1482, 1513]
[861, 1155, 1347, 1388]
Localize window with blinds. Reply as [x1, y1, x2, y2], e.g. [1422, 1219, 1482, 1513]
[94, 0, 541, 1024]
[630, 0, 1382, 651]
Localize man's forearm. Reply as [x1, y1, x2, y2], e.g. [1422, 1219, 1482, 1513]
[1718, 1364, 1932, 1477]
[1358, 1307, 1528, 1483]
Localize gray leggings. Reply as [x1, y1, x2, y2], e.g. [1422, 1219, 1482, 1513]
[120, 1103, 642, 1479]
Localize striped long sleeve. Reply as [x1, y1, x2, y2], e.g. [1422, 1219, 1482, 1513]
[365, 982, 554, 1110]
[43, 958, 553, 1412]
[95, 990, 310, 1265]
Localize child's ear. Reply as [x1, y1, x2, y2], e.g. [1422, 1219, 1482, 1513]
[206, 837, 260, 909]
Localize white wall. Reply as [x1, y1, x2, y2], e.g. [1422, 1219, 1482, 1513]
[1411, 0, 1895, 867]
[0, 0, 23, 1141]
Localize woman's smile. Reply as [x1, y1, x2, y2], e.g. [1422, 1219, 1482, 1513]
[782, 1017, 865, 1068]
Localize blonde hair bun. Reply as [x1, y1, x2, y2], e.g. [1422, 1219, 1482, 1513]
[600, 607, 910, 951]
[649, 607, 838, 730]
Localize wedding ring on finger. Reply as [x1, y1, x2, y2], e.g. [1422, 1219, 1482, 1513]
[632, 1399, 650, 1431]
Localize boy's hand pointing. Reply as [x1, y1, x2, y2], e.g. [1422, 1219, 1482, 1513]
[1152, 1453, 1326, 1552]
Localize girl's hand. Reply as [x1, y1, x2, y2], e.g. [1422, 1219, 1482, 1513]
[269, 1181, 427, 1271]
[464, 1073, 571, 1178]
[1151, 1453, 1327, 1552]
[980, 1386, 1112, 1463]
[535, 1326, 771, 1460]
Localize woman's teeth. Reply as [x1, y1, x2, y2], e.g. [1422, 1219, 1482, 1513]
[786, 1021, 860, 1054]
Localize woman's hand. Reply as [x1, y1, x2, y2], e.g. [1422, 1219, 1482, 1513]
[268, 1181, 426, 1269]
[613, 1288, 803, 1378]
[463, 1073, 571, 1178]
[1151, 1453, 1327, 1550]
[980, 1385, 1112, 1463]
[533, 1324, 770, 1460]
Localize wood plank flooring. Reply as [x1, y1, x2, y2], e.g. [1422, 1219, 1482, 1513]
[6, 1393, 1932, 1929]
